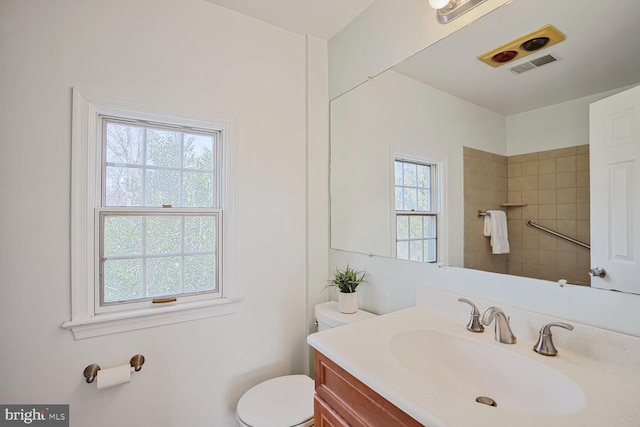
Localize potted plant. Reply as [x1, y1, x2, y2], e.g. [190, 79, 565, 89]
[325, 265, 368, 314]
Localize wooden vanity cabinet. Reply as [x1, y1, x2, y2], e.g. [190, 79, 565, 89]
[313, 350, 423, 427]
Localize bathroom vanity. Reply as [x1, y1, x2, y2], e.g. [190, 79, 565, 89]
[307, 286, 640, 427]
[313, 350, 421, 426]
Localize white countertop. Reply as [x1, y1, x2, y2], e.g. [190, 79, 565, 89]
[307, 288, 640, 427]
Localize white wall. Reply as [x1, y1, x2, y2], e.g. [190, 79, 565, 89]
[0, 0, 321, 425]
[506, 87, 633, 156]
[331, 70, 505, 266]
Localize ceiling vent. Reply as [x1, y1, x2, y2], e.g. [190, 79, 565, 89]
[510, 54, 558, 74]
[478, 25, 565, 67]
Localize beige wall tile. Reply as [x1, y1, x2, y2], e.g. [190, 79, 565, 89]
[539, 233, 557, 250]
[539, 204, 557, 219]
[508, 162, 522, 177]
[539, 189, 557, 204]
[508, 176, 522, 191]
[577, 203, 590, 220]
[522, 234, 539, 249]
[522, 160, 539, 176]
[509, 152, 538, 164]
[576, 153, 589, 171]
[539, 146, 577, 159]
[522, 248, 539, 264]
[522, 204, 538, 219]
[557, 204, 577, 220]
[576, 187, 590, 203]
[539, 174, 557, 189]
[556, 156, 576, 173]
[521, 190, 538, 204]
[522, 176, 539, 191]
[577, 144, 589, 154]
[557, 188, 576, 204]
[508, 262, 523, 275]
[557, 172, 576, 188]
[538, 158, 556, 174]
[577, 170, 590, 187]
[557, 219, 577, 235]
[576, 220, 590, 239]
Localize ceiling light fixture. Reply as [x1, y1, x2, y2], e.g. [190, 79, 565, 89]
[428, 0, 488, 24]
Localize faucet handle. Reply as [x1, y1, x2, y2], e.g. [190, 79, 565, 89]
[533, 322, 574, 356]
[457, 298, 484, 333]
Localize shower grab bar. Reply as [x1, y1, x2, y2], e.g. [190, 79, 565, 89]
[526, 220, 590, 250]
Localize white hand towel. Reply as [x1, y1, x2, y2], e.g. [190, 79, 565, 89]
[486, 210, 510, 254]
[483, 216, 491, 237]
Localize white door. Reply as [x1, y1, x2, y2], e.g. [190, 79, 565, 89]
[589, 84, 640, 294]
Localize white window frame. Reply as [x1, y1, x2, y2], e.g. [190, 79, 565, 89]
[63, 88, 242, 339]
[392, 155, 445, 263]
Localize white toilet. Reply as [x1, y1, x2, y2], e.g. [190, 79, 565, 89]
[235, 301, 376, 427]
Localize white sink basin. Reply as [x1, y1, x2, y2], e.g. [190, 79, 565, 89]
[390, 329, 585, 415]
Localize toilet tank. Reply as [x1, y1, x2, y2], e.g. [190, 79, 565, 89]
[314, 301, 377, 331]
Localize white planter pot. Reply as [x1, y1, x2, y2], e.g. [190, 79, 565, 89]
[338, 291, 358, 314]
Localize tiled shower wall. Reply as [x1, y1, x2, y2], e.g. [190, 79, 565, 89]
[463, 147, 508, 274]
[463, 145, 591, 286]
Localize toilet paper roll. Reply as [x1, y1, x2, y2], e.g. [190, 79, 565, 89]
[96, 364, 133, 390]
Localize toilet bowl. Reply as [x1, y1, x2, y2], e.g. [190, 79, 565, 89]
[234, 302, 376, 427]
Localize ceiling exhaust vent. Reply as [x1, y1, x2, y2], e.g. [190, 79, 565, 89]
[510, 54, 558, 74]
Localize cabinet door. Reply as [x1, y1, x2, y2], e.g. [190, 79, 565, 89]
[314, 351, 422, 427]
[315, 395, 350, 427]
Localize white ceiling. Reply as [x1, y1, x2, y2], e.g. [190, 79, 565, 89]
[203, 0, 640, 114]
[203, 0, 375, 40]
[393, 0, 640, 115]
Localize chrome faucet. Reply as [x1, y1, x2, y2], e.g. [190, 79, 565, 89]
[457, 298, 484, 333]
[481, 307, 517, 344]
[533, 322, 574, 356]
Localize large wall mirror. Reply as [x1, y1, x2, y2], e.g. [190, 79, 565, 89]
[330, 0, 640, 291]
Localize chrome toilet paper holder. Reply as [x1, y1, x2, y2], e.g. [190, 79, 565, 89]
[83, 354, 145, 384]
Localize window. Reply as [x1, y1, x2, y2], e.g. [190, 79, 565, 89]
[394, 159, 438, 262]
[98, 118, 221, 313]
[64, 89, 239, 339]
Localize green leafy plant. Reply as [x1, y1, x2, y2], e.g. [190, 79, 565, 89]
[325, 265, 368, 294]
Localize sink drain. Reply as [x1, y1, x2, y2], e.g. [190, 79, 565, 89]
[475, 396, 497, 407]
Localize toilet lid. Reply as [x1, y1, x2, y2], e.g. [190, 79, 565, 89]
[237, 375, 314, 427]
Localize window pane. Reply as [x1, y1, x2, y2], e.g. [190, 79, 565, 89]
[146, 216, 181, 254]
[417, 189, 430, 211]
[146, 256, 182, 297]
[409, 240, 423, 262]
[425, 239, 437, 263]
[403, 188, 417, 211]
[409, 216, 423, 239]
[397, 241, 408, 260]
[183, 134, 214, 170]
[396, 215, 409, 240]
[146, 169, 180, 206]
[184, 216, 216, 252]
[105, 166, 143, 206]
[417, 165, 430, 188]
[184, 254, 216, 292]
[104, 216, 142, 256]
[183, 172, 214, 207]
[103, 258, 143, 302]
[146, 128, 181, 167]
[394, 161, 403, 185]
[106, 122, 144, 165]
[425, 216, 437, 238]
[403, 163, 417, 186]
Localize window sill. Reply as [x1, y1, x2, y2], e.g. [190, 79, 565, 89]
[61, 296, 244, 339]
